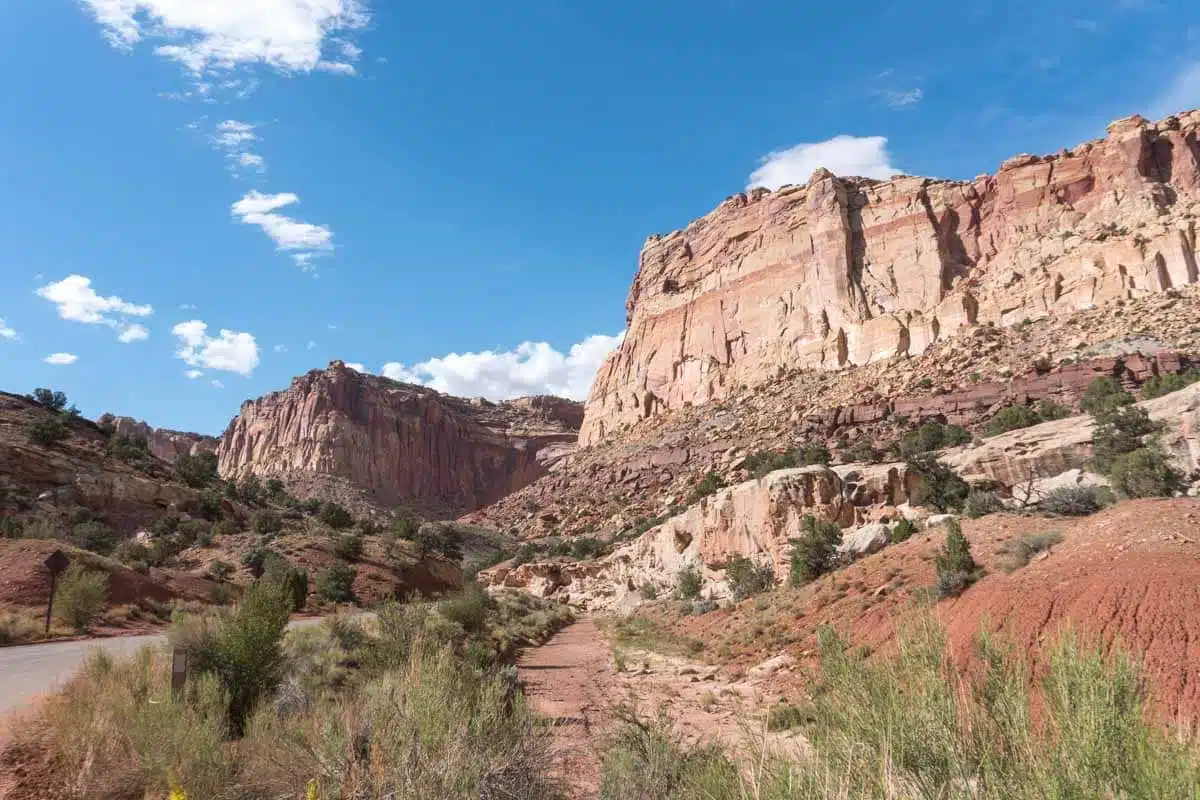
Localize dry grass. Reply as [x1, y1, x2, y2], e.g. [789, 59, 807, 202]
[0, 608, 45, 645]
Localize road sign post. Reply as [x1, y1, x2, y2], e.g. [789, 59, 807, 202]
[171, 649, 189, 701]
[43, 549, 70, 634]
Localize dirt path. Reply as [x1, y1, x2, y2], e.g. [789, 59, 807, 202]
[517, 619, 619, 800]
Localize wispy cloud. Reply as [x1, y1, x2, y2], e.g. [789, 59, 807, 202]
[1151, 61, 1200, 118]
[185, 369, 205, 379]
[0, 319, 16, 340]
[36, 275, 153, 342]
[747, 136, 898, 190]
[213, 120, 266, 175]
[172, 319, 260, 376]
[44, 352, 78, 365]
[232, 191, 333, 268]
[879, 88, 924, 109]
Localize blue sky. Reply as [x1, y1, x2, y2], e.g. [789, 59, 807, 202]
[1, 0, 1198, 435]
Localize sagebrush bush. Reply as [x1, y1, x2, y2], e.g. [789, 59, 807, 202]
[315, 564, 357, 603]
[438, 582, 493, 633]
[26, 415, 70, 446]
[998, 531, 1064, 572]
[964, 489, 1004, 518]
[332, 532, 364, 561]
[1109, 445, 1180, 498]
[318, 501, 355, 530]
[1042, 485, 1107, 516]
[1081, 376, 1134, 415]
[53, 565, 109, 632]
[890, 517, 917, 544]
[251, 509, 282, 536]
[985, 404, 1041, 436]
[788, 514, 842, 586]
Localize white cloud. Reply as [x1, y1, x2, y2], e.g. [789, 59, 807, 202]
[172, 319, 260, 376]
[36, 275, 153, 339]
[273, 344, 288, 353]
[747, 135, 898, 190]
[211, 379, 225, 389]
[117, 323, 149, 343]
[380, 331, 625, 401]
[345, 362, 368, 373]
[307, 340, 317, 350]
[44, 352, 78, 365]
[0, 319, 16, 340]
[880, 88, 923, 109]
[179, 303, 197, 310]
[317, 61, 357, 75]
[185, 369, 204, 379]
[1151, 62, 1200, 118]
[213, 120, 266, 174]
[232, 191, 333, 265]
[80, 0, 369, 78]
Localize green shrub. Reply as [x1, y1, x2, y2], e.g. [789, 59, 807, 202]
[907, 453, 970, 512]
[998, 531, 1064, 572]
[845, 438, 879, 463]
[676, 565, 702, 600]
[0, 610, 43, 645]
[788, 515, 842, 586]
[318, 501, 355, 530]
[391, 514, 419, 538]
[984, 404, 1041, 436]
[212, 518, 240, 537]
[570, 536, 605, 559]
[207, 559, 235, 582]
[898, 422, 971, 458]
[264, 477, 285, 497]
[53, 565, 109, 632]
[1042, 485, 1107, 516]
[933, 519, 980, 599]
[107, 433, 152, 467]
[1141, 369, 1200, 400]
[963, 489, 1004, 518]
[238, 475, 263, 504]
[250, 509, 282, 536]
[26, 416, 70, 446]
[438, 582, 493, 633]
[890, 518, 917, 544]
[1092, 405, 1159, 471]
[0, 517, 25, 539]
[279, 568, 308, 611]
[639, 582, 658, 600]
[725, 556, 774, 600]
[413, 524, 464, 561]
[1109, 446, 1180, 498]
[799, 441, 832, 466]
[29, 387, 71, 412]
[69, 520, 119, 555]
[689, 471, 725, 503]
[214, 581, 290, 735]
[742, 449, 798, 478]
[1037, 398, 1072, 420]
[114, 539, 152, 570]
[176, 452, 219, 489]
[766, 703, 811, 732]
[1081, 376, 1133, 416]
[196, 489, 223, 520]
[332, 532, 364, 561]
[315, 564, 357, 603]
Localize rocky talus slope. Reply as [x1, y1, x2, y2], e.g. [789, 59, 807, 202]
[467, 285, 1200, 540]
[218, 361, 582, 516]
[95, 413, 218, 463]
[582, 110, 1200, 444]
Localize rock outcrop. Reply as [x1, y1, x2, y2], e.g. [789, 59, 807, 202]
[217, 362, 582, 515]
[96, 413, 218, 463]
[582, 110, 1200, 445]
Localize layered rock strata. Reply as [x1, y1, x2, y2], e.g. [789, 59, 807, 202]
[217, 362, 582, 514]
[582, 110, 1200, 445]
[96, 413, 218, 463]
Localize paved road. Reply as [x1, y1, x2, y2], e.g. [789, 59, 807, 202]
[0, 617, 329, 720]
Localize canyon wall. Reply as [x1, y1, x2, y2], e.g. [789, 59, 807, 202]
[96, 413, 219, 463]
[580, 110, 1200, 445]
[217, 361, 581, 514]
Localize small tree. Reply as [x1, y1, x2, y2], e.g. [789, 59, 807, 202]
[1080, 377, 1133, 416]
[69, 521, 118, 555]
[799, 442, 832, 466]
[788, 515, 843, 586]
[29, 388, 70, 412]
[984, 405, 1041, 437]
[53, 566, 109, 632]
[846, 438, 879, 464]
[676, 565, 702, 599]
[934, 520, 980, 599]
[215, 580, 290, 735]
[238, 475, 263, 505]
[906, 454, 970, 512]
[265, 477, 285, 497]
[318, 501, 355, 530]
[176, 451, 219, 489]
[688, 471, 725, 503]
[1109, 446, 1180, 498]
[316, 564, 357, 603]
[724, 556, 774, 600]
[1092, 406, 1158, 472]
[333, 533, 364, 561]
[251, 509, 283, 537]
[26, 416, 70, 446]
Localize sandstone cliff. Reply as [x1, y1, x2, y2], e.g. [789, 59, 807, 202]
[217, 361, 582, 515]
[96, 413, 218, 463]
[581, 110, 1200, 445]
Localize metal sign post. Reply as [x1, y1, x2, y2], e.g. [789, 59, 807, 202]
[43, 549, 70, 634]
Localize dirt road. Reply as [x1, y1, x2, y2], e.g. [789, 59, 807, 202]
[517, 619, 619, 799]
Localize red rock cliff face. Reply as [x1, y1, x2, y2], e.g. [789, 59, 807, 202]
[95, 413, 219, 463]
[217, 362, 582, 514]
[581, 110, 1200, 445]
